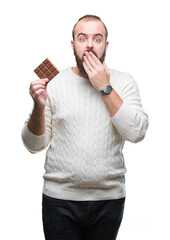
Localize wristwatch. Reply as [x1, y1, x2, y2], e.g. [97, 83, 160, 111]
[100, 85, 113, 95]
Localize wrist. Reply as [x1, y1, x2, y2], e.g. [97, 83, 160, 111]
[98, 80, 110, 91]
[34, 103, 46, 111]
[100, 85, 113, 95]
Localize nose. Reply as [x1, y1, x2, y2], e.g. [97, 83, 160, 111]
[86, 38, 93, 49]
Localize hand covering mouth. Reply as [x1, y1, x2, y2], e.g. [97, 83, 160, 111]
[82, 49, 98, 59]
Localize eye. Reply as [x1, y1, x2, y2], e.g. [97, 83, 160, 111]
[79, 37, 86, 42]
[94, 37, 102, 43]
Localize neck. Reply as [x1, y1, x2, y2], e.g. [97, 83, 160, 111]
[72, 67, 88, 78]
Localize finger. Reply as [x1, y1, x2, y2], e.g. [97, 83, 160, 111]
[30, 79, 48, 90]
[84, 52, 98, 69]
[31, 84, 46, 92]
[31, 78, 49, 86]
[30, 81, 46, 90]
[42, 78, 50, 85]
[41, 78, 49, 81]
[88, 51, 101, 66]
[83, 56, 94, 73]
[36, 78, 49, 83]
[83, 61, 91, 76]
[32, 88, 46, 100]
[30, 84, 46, 96]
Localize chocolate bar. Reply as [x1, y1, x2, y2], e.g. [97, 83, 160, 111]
[34, 58, 59, 80]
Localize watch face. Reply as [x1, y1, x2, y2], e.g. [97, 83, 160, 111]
[100, 85, 113, 95]
[104, 86, 112, 94]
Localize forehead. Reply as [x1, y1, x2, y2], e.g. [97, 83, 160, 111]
[74, 19, 106, 37]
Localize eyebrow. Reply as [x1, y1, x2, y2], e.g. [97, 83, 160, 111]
[77, 33, 104, 38]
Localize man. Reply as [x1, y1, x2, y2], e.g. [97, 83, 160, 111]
[22, 15, 148, 240]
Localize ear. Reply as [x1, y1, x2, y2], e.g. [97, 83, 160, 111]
[71, 40, 74, 50]
[105, 41, 109, 51]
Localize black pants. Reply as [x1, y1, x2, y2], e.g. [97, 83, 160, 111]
[42, 194, 125, 240]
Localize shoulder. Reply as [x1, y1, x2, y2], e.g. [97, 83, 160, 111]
[49, 67, 71, 83]
[109, 68, 134, 82]
[108, 68, 139, 96]
[109, 68, 137, 87]
[47, 67, 71, 88]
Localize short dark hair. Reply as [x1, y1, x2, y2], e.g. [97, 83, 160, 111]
[72, 15, 108, 41]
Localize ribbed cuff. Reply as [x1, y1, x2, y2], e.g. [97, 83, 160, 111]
[111, 103, 147, 143]
[21, 123, 47, 152]
[111, 103, 138, 142]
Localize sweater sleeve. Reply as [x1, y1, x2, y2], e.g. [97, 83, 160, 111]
[21, 97, 52, 153]
[111, 75, 148, 143]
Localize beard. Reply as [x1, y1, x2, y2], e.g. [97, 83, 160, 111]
[73, 48, 106, 78]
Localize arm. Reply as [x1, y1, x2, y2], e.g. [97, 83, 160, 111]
[27, 78, 49, 135]
[110, 76, 148, 143]
[27, 107, 45, 135]
[101, 89, 123, 117]
[83, 52, 148, 143]
[21, 78, 51, 153]
[83, 51, 123, 117]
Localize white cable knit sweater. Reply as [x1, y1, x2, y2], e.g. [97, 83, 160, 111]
[22, 67, 148, 201]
